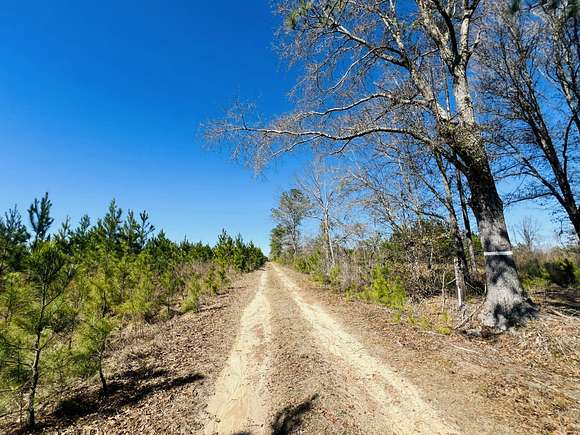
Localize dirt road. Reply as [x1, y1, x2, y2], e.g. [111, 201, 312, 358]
[203, 264, 457, 434]
[37, 263, 577, 434]
[204, 270, 272, 434]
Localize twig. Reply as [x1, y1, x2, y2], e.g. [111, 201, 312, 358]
[546, 308, 577, 320]
[450, 343, 479, 354]
[453, 300, 485, 330]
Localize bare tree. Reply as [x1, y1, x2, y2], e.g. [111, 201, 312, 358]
[478, 0, 579, 240]
[297, 160, 345, 273]
[432, 153, 469, 308]
[351, 138, 470, 307]
[516, 216, 541, 251]
[209, 0, 535, 328]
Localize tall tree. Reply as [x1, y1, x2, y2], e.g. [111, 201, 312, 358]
[209, 0, 535, 328]
[297, 161, 346, 273]
[270, 224, 287, 259]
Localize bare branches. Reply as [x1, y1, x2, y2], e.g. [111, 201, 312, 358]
[477, 0, 579, 238]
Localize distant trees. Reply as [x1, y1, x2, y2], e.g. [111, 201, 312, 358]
[516, 217, 541, 251]
[297, 161, 345, 274]
[271, 189, 313, 256]
[0, 194, 266, 429]
[270, 225, 286, 259]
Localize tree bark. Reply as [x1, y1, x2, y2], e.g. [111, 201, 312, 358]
[466, 163, 536, 328]
[26, 339, 41, 428]
[99, 362, 108, 394]
[323, 212, 335, 274]
[451, 70, 535, 329]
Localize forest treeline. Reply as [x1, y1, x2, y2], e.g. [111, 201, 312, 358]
[209, 0, 579, 329]
[269, 177, 579, 317]
[0, 194, 266, 428]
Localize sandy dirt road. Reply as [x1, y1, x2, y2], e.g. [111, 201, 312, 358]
[204, 270, 272, 434]
[15, 263, 576, 434]
[203, 264, 458, 434]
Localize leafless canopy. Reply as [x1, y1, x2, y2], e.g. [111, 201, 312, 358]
[206, 0, 487, 174]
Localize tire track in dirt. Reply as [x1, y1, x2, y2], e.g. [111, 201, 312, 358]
[266, 266, 390, 433]
[204, 270, 272, 435]
[272, 263, 459, 435]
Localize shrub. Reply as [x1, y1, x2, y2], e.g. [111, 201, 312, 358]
[544, 259, 576, 287]
[363, 265, 406, 309]
[181, 277, 202, 313]
[329, 264, 341, 288]
[203, 266, 228, 295]
[71, 317, 116, 392]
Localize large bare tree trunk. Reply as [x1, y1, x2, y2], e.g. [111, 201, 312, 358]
[466, 164, 536, 328]
[452, 71, 535, 329]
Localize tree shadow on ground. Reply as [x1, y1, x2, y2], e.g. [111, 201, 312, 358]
[31, 365, 204, 433]
[538, 287, 580, 317]
[271, 393, 319, 435]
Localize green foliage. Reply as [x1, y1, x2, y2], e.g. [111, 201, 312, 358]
[180, 240, 214, 262]
[294, 250, 323, 275]
[329, 264, 341, 288]
[272, 189, 312, 257]
[0, 207, 30, 273]
[516, 249, 579, 290]
[71, 317, 115, 388]
[203, 265, 228, 295]
[181, 276, 203, 313]
[213, 229, 234, 268]
[544, 259, 577, 287]
[214, 230, 266, 272]
[284, 0, 313, 30]
[363, 265, 406, 309]
[435, 324, 452, 335]
[269, 225, 286, 259]
[0, 240, 74, 424]
[117, 256, 157, 322]
[0, 195, 267, 425]
[28, 193, 54, 247]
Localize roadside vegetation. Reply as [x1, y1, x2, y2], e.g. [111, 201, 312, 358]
[269, 172, 579, 326]
[0, 194, 266, 429]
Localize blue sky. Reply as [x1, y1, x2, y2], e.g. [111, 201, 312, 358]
[0, 1, 310, 252]
[0, 1, 559, 252]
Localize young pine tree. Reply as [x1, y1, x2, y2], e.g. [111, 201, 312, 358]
[0, 206, 30, 275]
[72, 315, 115, 394]
[28, 193, 54, 248]
[17, 242, 73, 427]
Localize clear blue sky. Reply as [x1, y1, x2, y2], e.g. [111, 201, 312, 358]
[0, 1, 310, 252]
[0, 1, 559, 252]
